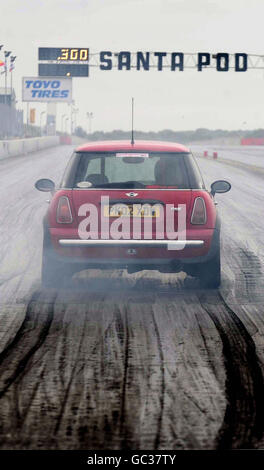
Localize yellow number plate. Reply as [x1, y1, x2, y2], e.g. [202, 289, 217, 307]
[104, 205, 160, 217]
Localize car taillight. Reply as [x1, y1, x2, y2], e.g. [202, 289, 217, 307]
[56, 196, 73, 223]
[191, 197, 207, 224]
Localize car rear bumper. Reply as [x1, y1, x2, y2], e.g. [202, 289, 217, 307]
[46, 227, 220, 269]
[58, 239, 204, 248]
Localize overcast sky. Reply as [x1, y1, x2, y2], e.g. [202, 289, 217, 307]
[2, 0, 264, 132]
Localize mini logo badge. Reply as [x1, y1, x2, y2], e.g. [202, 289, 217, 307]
[126, 192, 138, 197]
[127, 248, 137, 255]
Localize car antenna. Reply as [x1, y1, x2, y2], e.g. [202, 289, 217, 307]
[131, 97, 135, 145]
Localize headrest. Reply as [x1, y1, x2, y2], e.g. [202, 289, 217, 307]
[154, 158, 184, 186]
[86, 174, 109, 185]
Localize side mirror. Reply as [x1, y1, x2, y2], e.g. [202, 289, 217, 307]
[210, 180, 231, 196]
[35, 178, 55, 193]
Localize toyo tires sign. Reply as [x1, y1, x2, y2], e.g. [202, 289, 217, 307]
[22, 77, 72, 102]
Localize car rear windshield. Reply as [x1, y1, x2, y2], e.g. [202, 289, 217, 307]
[61, 152, 205, 189]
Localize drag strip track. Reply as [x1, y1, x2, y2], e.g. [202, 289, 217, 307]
[0, 146, 264, 449]
[198, 291, 264, 449]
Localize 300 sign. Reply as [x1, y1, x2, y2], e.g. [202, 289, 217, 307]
[58, 48, 89, 61]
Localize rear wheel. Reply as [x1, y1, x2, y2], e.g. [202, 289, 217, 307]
[41, 249, 70, 288]
[198, 250, 221, 288]
[41, 227, 75, 288]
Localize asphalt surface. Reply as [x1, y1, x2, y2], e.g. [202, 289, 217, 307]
[191, 144, 264, 168]
[0, 145, 264, 450]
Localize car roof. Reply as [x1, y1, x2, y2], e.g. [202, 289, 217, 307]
[76, 140, 190, 153]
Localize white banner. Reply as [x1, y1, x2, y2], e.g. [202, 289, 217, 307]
[22, 77, 72, 102]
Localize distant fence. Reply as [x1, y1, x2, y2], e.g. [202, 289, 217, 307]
[0, 103, 24, 139]
[241, 138, 264, 145]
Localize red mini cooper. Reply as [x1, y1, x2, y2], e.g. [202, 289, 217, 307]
[35, 140, 231, 288]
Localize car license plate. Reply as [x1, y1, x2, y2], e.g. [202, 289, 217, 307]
[104, 204, 160, 217]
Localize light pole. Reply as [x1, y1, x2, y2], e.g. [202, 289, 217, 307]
[68, 100, 75, 135]
[72, 107, 79, 134]
[40, 111, 45, 136]
[86, 112, 94, 136]
[61, 114, 66, 133]
[4, 51, 11, 106]
[65, 117, 69, 135]
[239, 121, 247, 144]
[10, 56, 16, 104]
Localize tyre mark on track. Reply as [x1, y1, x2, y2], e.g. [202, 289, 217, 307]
[151, 308, 165, 450]
[0, 290, 56, 399]
[53, 311, 116, 436]
[196, 317, 219, 381]
[54, 325, 87, 435]
[233, 247, 263, 301]
[103, 301, 168, 449]
[50, 300, 118, 449]
[15, 363, 46, 428]
[117, 306, 130, 447]
[199, 290, 264, 449]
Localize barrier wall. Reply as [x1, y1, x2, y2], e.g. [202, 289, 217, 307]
[241, 138, 264, 146]
[60, 135, 72, 145]
[0, 136, 60, 160]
